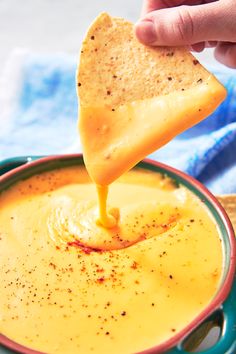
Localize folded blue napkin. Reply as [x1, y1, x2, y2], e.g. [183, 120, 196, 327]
[0, 50, 235, 194]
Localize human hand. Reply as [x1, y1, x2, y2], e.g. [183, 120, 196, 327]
[135, 0, 236, 68]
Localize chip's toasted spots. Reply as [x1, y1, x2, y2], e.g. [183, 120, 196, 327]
[77, 12, 226, 187]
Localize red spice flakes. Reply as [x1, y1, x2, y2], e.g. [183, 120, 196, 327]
[49, 262, 56, 270]
[121, 311, 126, 316]
[139, 233, 147, 241]
[131, 261, 138, 270]
[171, 328, 176, 332]
[96, 267, 104, 273]
[193, 59, 199, 65]
[97, 277, 105, 284]
[161, 224, 169, 231]
[81, 265, 86, 272]
[169, 275, 173, 279]
[159, 251, 167, 258]
[67, 240, 102, 255]
[55, 246, 60, 250]
[90, 36, 95, 40]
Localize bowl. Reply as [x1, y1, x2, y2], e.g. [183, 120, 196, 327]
[0, 154, 235, 354]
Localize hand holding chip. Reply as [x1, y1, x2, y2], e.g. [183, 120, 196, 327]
[135, 0, 236, 68]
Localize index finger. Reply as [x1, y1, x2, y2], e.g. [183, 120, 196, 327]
[141, 0, 203, 16]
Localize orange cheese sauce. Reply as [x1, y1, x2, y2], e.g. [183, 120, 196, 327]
[0, 166, 223, 354]
[79, 76, 226, 227]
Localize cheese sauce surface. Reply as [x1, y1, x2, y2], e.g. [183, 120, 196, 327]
[0, 166, 223, 354]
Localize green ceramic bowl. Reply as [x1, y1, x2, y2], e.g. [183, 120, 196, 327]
[0, 155, 235, 354]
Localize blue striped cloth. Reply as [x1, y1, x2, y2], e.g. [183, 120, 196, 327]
[0, 51, 235, 194]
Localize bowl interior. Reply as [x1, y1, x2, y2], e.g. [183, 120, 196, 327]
[0, 154, 235, 354]
[138, 160, 234, 288]
[1, 154, 232, 286]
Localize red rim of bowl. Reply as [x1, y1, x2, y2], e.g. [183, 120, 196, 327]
[0, 154, 235, 354]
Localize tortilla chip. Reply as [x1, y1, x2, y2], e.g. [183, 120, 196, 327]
[78, 12, 221, 108]
[77, 13, 226, 185]
[217, 195, 236, 232]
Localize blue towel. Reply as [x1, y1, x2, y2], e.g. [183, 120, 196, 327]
[0, 50, 235, 194]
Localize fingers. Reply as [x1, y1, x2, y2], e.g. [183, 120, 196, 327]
[214, 42, 236, 69]
[141, 0, 186, 16]
[138, 0, 236, 68]
[189, 41, 236, 68]
[135, 1, 236, 46]
[190, 41, 217, 52]
[206, 41, 217, 48]
[190, 42, 205, 52]
[141, 0, 202, 15]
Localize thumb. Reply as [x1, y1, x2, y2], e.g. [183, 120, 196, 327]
[135, 2, 235, 46]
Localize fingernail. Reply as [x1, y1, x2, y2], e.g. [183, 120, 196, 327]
[135, 20, 157, 45]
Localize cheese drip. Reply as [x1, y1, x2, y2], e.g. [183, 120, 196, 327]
[96, 185, 118, 228]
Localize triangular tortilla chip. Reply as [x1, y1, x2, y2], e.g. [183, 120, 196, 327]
[77, 13, 226, 185]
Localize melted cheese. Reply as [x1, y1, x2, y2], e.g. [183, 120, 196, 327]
[0, 166, 223, 354]
[79, 76, 226, 227]
[96, 185, 118, 229]
[80, 76, 226, 186]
